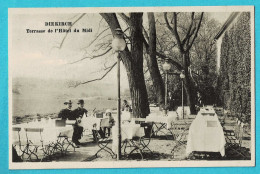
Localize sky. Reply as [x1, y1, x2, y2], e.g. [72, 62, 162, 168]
[209, 12, 231, 23]
[10, 13, 130, 88]
[10, 11, 231, 90]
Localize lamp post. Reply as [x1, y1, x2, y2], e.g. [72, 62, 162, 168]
[162, 58, 171, 115]
[111, 28, 126, 160]
[180, 70, 185, 119]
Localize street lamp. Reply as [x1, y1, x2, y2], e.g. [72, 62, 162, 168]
[180, 70, 185, 119]
[162, 58, 171, 115]
[111, 28, 126, 160]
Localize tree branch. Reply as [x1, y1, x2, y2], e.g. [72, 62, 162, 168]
[57, 13, 86, 49]
[163, 12, 174, 34]
[100, 13, 132, 63]
[73, 62, 117, 87]
[98, 33, 113, 42]
[92, 42, 111, 52]
[164, 12, 184, 52]
[141, 31, 182, 70]
[186, 12, 204, 51]
[143, 27, 149, 42]
[69, 47, 112, 64]
[182, 12, 195, 45]
[81, 27, 110, 50]
[118, 13, 131, 25]
[189, 68, 199, 87]
[156, 52, 183, 70]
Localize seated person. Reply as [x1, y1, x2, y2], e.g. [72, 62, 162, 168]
[122, 100, 132, 112]
[58, 100, 80, 148]
[73, 100, 105, 142]
[103, 109, 115, 137]
[71, 99, 87, 145]
[58, 100, 73, 120]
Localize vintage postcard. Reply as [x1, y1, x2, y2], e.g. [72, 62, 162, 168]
[8, 6, 255, 169]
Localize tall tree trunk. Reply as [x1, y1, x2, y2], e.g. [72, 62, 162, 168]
[183, 53, 197, 114]
[100, 13, 150, 118]
[127, 62, 150, 118]
[128, 13, 150, 117]
[146, 12, 165, 108]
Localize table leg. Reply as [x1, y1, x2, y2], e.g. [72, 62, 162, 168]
[151, 123, 171, 139]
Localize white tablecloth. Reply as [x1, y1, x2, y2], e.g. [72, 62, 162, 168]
[204, 105, 214, 108]
[145, 111, 177, 129]
[121, 111, 132, 121]
[150, 106, 160, 113]
[186, 113, 226, 156]
[176, 106, 191, 119]
[112, 123, 145, 153]
[199, 107, 216, 115]
[79, 116, 101, 130]
[12, 120, 73, 144]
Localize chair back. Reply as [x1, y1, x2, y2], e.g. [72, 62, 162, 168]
[171, 123, 189, 135]
[170, 123, 189, 141]
[24, 128, 44, 144]
[12, 127, 21, 132]
[12, 127, 22, 145]
[55, 119, 66, 127]
[24, 128, 44, 132]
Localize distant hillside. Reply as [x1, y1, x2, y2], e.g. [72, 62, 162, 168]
[12, 77, 120, 99]
[11, 77, 130, 116]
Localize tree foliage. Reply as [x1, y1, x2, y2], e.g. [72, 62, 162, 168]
[152, 12, 220, 110]
[191, 14, 221, 105]
[218, 12, 251, 123]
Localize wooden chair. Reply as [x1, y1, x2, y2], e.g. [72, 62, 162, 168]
[139, 122, 153, 153]
[24, 128, 51, 161]
[101, 118, 113, 136]
[132, 117, 153, 152]
[223, 118, 239, 137]
[169, 122, 189, 157]
[225, 121, 249, 159]
[12, 127, 26, 160]
[52, 119, 75, 156]
[121, 123, 154, 160]
[94, 118, 116, 158]
[123, 118, 154, 159]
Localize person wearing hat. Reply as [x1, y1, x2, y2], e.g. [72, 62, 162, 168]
[58, 100, 80, 148]
[58, 100, 73, 120]
[71, 99, 87, 145]
[73, 99, 105, 141]
[73, 99, 88, 118]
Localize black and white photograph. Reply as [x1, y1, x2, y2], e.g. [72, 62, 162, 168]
[9, 6, 255, 169]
